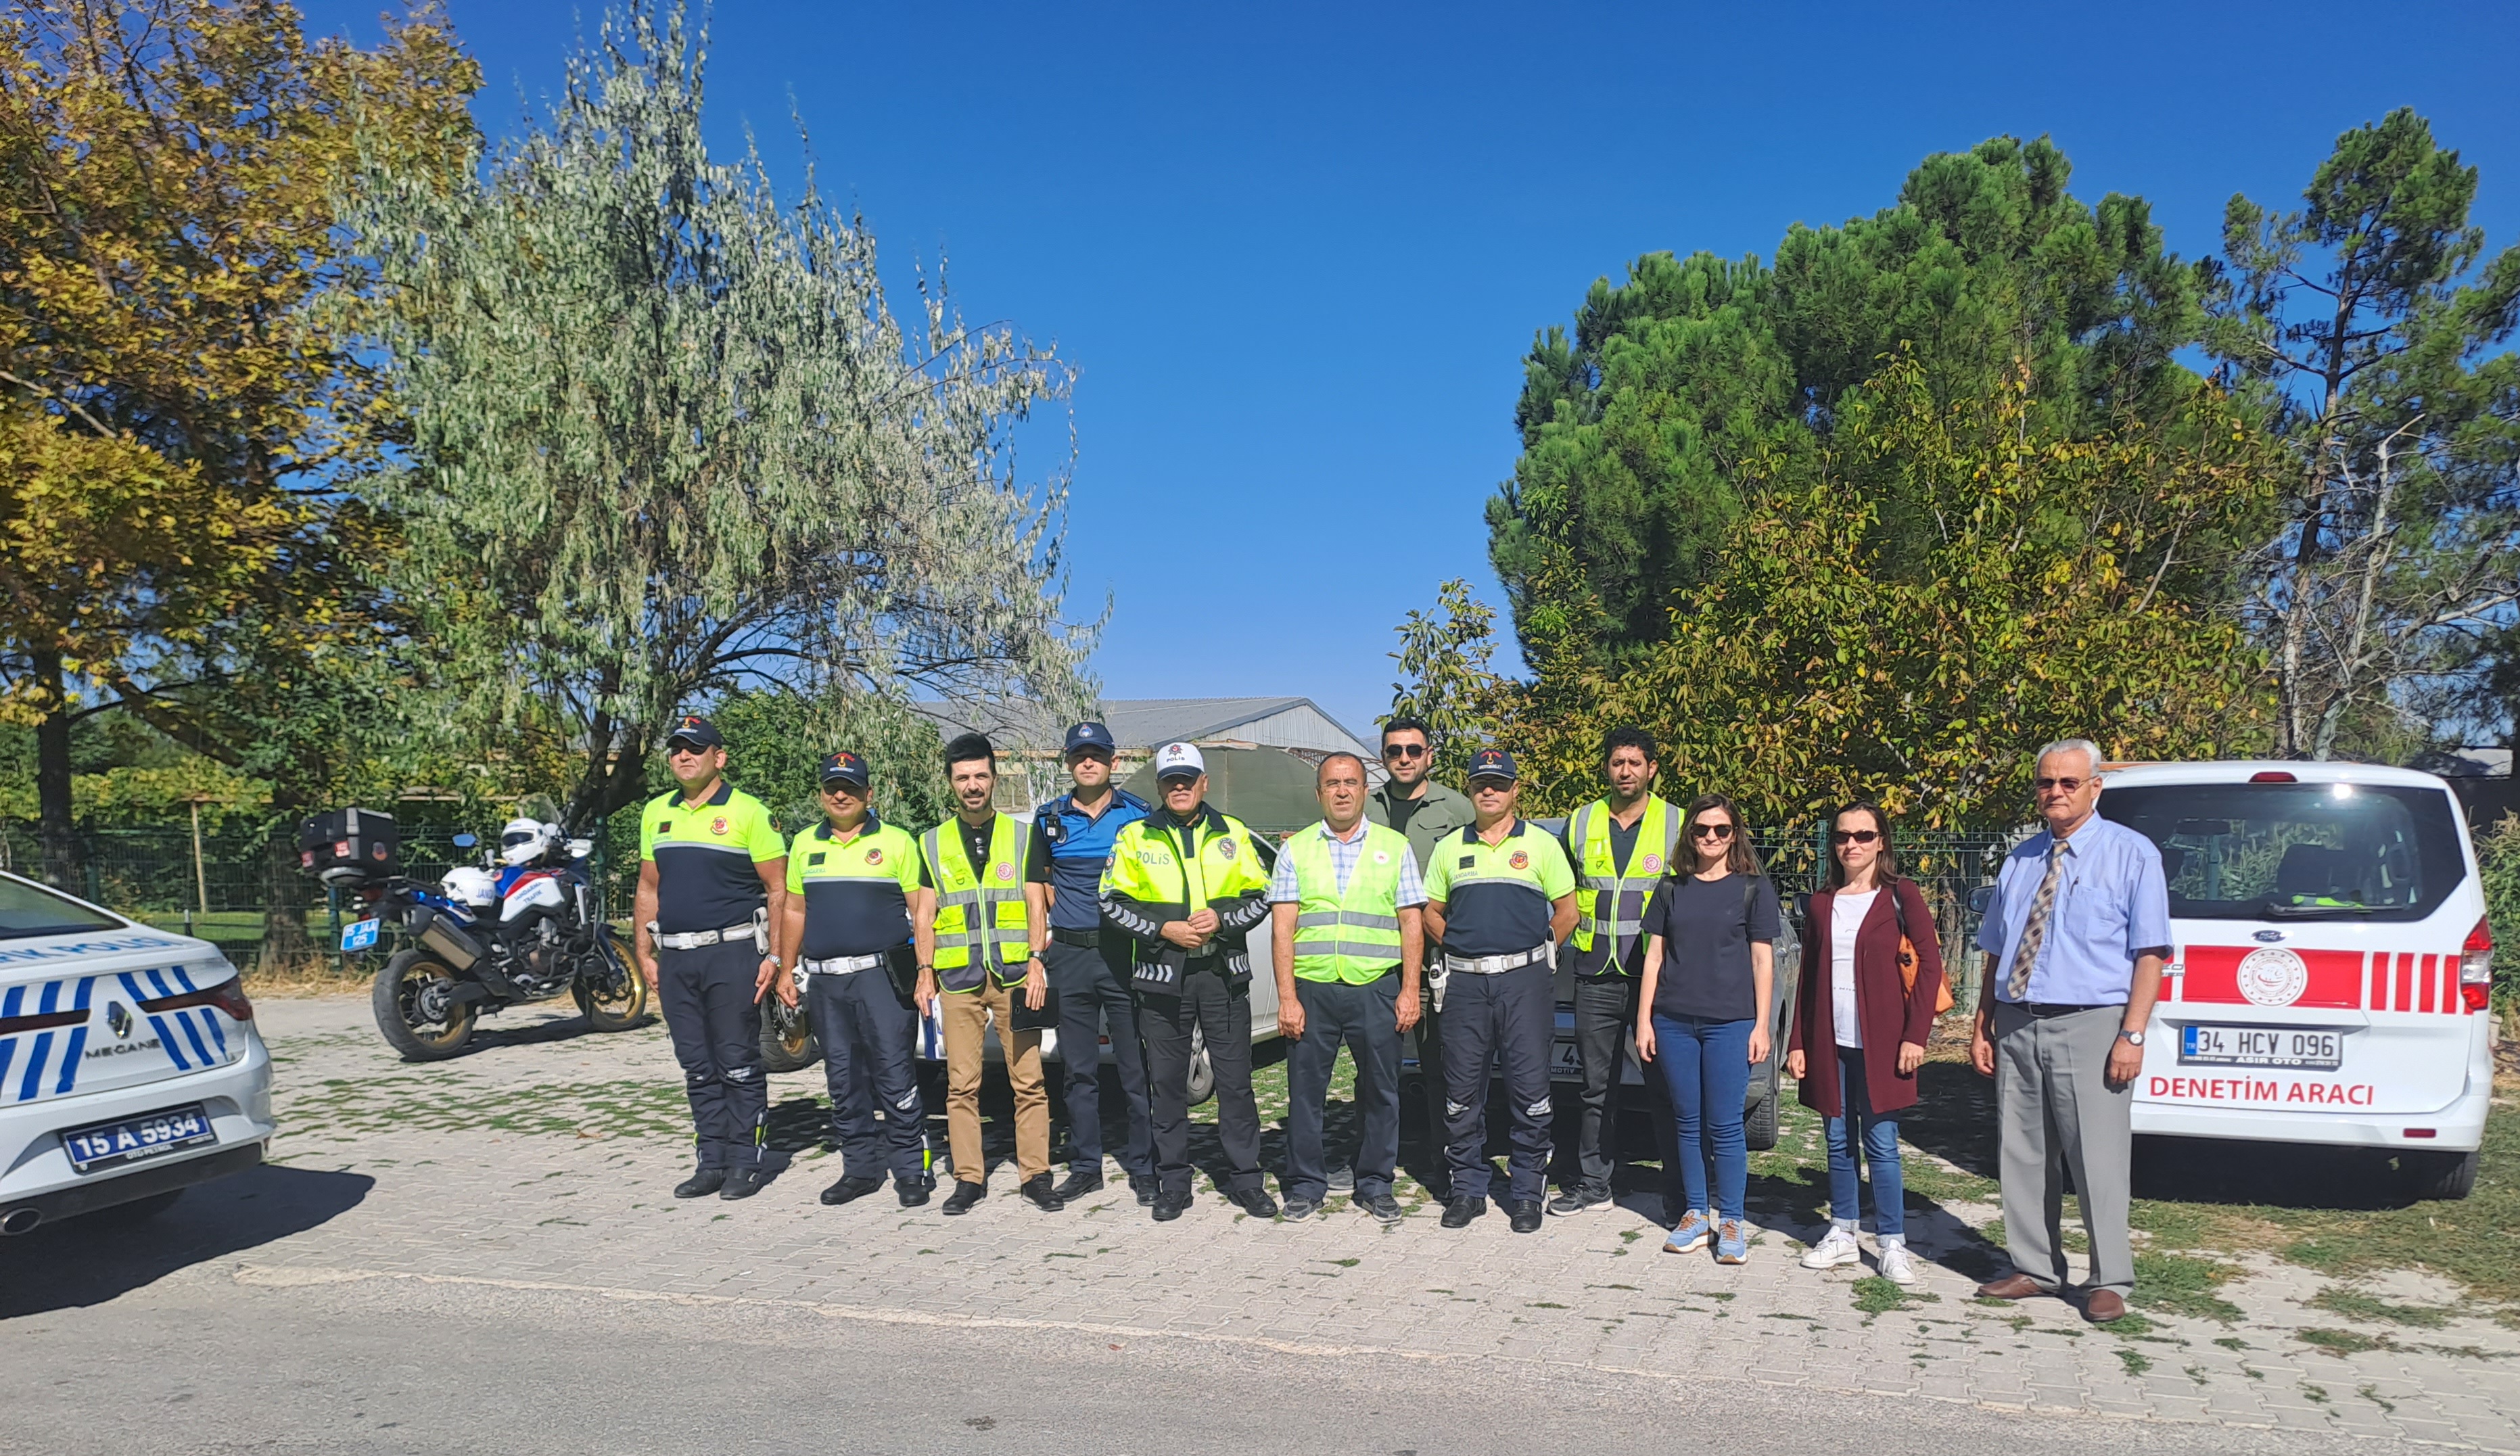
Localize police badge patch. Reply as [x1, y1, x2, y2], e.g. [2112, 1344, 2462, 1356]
[1509, 850, 1529, 870]
[1217, 837, 1236, 860]
[864, 847, 884, 865]
[710, 816, 730, 835]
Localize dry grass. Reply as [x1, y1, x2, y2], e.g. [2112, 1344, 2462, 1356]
[239, 957, 374, 998]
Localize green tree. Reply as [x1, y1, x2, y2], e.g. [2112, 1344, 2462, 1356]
[344, 0, 1094, 834]
[1490, 136, 2206, 666]
[2205, 108, 2520, 759]
[1386, 578, 1513, 786]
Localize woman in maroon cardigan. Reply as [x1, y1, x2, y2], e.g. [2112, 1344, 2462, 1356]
[1786, 800, 1944, 1286]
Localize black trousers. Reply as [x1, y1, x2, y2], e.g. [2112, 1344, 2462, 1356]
[1441, 960, 1554, 1203]
[806, 966, 927, 1181]
[1570, 974, 1677, 1199]
[1047, 935, 1153, 1179]
[1284, 972, 1401, 1203]
[1139, 962, 1261, 1198]
[659, 941, 766, 1172]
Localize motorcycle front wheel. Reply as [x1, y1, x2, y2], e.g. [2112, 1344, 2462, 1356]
[373, 949, 477, 1061]
[759, 993, 820, 1073]
[572, 931, 649, 1033]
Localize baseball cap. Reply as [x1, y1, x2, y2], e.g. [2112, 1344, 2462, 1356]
[1064, 721, 1117, 755]
[1152, 742, 1206, 781]
[664, 715, 723, 751]
[1465, 747, 1518, 783]
[818, 750, 870, 790]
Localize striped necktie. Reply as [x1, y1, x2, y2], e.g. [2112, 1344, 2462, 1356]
[2005, 841, 2066, 1001]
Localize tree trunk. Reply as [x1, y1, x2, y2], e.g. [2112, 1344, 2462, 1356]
[258, 805, 315, 969]
[32, 651, 83, 893]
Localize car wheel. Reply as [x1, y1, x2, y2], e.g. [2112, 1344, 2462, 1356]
[2400, 1148, 2477, 1201]
[1743, 1056, 1780, 1152]
[372, 949, 476, 1060]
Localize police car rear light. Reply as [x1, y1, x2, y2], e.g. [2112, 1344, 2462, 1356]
[2404, 1129, 2438, 1139]
[2462, 916, 2494, 1011]
[141, 978, 256, 1022]
[2249, 771, 2297, 783]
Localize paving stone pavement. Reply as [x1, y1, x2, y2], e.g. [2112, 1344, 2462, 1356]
[233, 995, 2520, 1449]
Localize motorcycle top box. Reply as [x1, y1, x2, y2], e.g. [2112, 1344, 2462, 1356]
[299, 807, 399, 887]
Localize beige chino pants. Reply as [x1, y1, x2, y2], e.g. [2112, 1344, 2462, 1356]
[939, 979, 1050, 1185]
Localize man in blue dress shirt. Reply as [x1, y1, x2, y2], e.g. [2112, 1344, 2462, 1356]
[1969, 738, 2170, 1324]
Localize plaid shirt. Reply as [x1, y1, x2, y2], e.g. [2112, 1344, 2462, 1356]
[1268, 820, 1427, 906]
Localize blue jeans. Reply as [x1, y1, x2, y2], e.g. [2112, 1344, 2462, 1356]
[1651, 1014, 1751, 1221]
[1824, 1045, 1905, 1238]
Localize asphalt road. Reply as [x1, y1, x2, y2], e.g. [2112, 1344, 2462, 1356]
[1, 1254, 2420, 1456]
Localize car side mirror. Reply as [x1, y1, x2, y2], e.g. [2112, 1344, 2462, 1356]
[1967, 885, 1995, 916]
[452, 832, 477, 849]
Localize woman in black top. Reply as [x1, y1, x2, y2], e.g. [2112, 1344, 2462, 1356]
[1635, 794, 1779, 1266]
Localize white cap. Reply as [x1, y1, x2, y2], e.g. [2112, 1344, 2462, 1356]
[1152, 742, 1206, 780]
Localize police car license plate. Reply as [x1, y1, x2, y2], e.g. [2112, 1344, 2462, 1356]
[1549, 1039, 1583, 1079]
[60, 1104, 216, 1174]
[2179, 1024, 2343, 1071]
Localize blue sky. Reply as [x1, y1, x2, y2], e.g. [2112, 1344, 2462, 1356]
[300, 0, 2520, 741]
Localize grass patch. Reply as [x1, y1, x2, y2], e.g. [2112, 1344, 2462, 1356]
[2308, 1287, 2453, 1329]
[2358, 1384, 2394, 1413]
[2116, 1348, 2152, 1376]
[1850, 1276, 1938, 1316]
[2297, 1327, 2387, 1357]
[2129, 1251, 2244, 1323]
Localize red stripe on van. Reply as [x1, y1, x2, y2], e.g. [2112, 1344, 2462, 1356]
[2181, 945, 2364, 1009]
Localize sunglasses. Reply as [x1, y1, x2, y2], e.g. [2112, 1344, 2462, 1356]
[1830, 828, 1880, 845]
[1382, 743, 1427, 759]
[2033, 776, 2088, 793]
[821, 781, 863, 796]
[1689, 822, 1735, 839]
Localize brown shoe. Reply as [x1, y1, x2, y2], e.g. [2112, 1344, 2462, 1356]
[1975, 1273, 2048, 1300]
[2084, 1288, 2128, 1323]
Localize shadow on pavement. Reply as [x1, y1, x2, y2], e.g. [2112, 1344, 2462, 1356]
[0, 1163, 374, 1319]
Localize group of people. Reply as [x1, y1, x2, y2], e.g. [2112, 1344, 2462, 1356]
[632, 714, 2169, 1319]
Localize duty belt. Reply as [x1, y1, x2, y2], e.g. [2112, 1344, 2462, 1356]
[1442, 944, 1552, 976]
[797, 952, 887, 978]
[1050, 926, 1105, 947]
[651, 920, 760, 951]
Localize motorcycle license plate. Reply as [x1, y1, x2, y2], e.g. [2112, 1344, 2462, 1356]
[342, 917, 381, 952]
[61, 1104, 216, 1174]
[2179, 1024, 2343, 1071]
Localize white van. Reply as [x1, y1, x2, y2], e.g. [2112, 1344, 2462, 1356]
[0, 872, 276, 1234]
[2095, 761, 2492, 1198]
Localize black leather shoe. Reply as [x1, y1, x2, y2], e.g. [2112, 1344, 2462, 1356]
[719, 1167, 770, 1200]
[1509, 1199, 1544, 1234]
[1129, 1173, 1159, 1207]
[940, 1179, 987, 1215]
[673, 1169, 726, 1199]
[1232, 1187, 1278, 1219]
[1053, 1170, 1104, 1202]
[1151, 1190, 1190, 1222]
[1440, 1196, 1487, 1229]
[897, 1177, 933, 1208]
[1021, 1175, 1066, 1212]
[820, 1175, 885, 1207]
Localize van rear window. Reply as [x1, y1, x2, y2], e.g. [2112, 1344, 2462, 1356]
[2099, 782, 2467, 923]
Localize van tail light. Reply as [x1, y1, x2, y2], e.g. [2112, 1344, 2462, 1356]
[2461, 916, 2494, 1013]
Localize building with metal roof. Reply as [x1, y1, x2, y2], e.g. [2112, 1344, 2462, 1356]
[916, 696, 1381, 810]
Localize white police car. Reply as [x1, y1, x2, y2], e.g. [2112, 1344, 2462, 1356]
[0, 872, 274, 1236]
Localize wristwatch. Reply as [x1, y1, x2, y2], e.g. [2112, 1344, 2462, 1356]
[2116, 1029, 2146, 1046]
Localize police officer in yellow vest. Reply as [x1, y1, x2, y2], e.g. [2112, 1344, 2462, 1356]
[770, 749, 935, 1209]
[1100, 742, 1276, 1221]
[1267, 751, 1424, 1225]
[1551, 726, 1686, 1218]
[1422, 748, 1579, 1234]
[914, 734, 1063, 1215]
[633, 715, 789, 1201]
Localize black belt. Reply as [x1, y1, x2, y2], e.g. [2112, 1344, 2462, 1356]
[2021, 1001, 2107, 1018]
[1050, 926, 1106, 947]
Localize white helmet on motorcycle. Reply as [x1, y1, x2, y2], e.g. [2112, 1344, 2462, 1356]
[498, 817, 557, 867]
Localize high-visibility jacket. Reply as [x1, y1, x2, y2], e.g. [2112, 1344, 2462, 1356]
[919, 814, 1032, 992]
[1100, 804, 1270, 986]
[1284, 821, 1408, 984]
[1566, 795, 1683, 977]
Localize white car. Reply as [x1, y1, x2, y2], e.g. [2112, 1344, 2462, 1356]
[0, 872, 275, 1236]
[2097, 761, 2492, 1199]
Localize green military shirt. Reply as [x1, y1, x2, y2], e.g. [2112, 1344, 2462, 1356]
[1366, 778, 1476, 883]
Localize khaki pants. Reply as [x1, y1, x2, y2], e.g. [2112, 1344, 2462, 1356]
[940, 979, 1049, 1185]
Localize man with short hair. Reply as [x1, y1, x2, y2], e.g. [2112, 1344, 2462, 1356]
[1421, 749, 1579, 1233]
[1970, 738, 2169, 1324]
[1268, 751, 1425, 1225]
[1031, 720, 1158, 1206]
[1366, 714, 1475, 1192]
[916, 733, 1063, 1216]
[771, 749, 934, 1208]
[633, 715, 789, 1201]
[1551, 725, 1684, 1217]
[1101, 743, 1276, 1221]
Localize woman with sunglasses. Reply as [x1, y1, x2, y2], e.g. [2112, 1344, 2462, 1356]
[1635, 794, 1778, 1265]
[1786, 801, 1945, 1286]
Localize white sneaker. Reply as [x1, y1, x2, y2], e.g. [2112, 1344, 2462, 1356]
[1876, 1242, 1923, 1287]
[1800, 1225, 1862, 1269]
